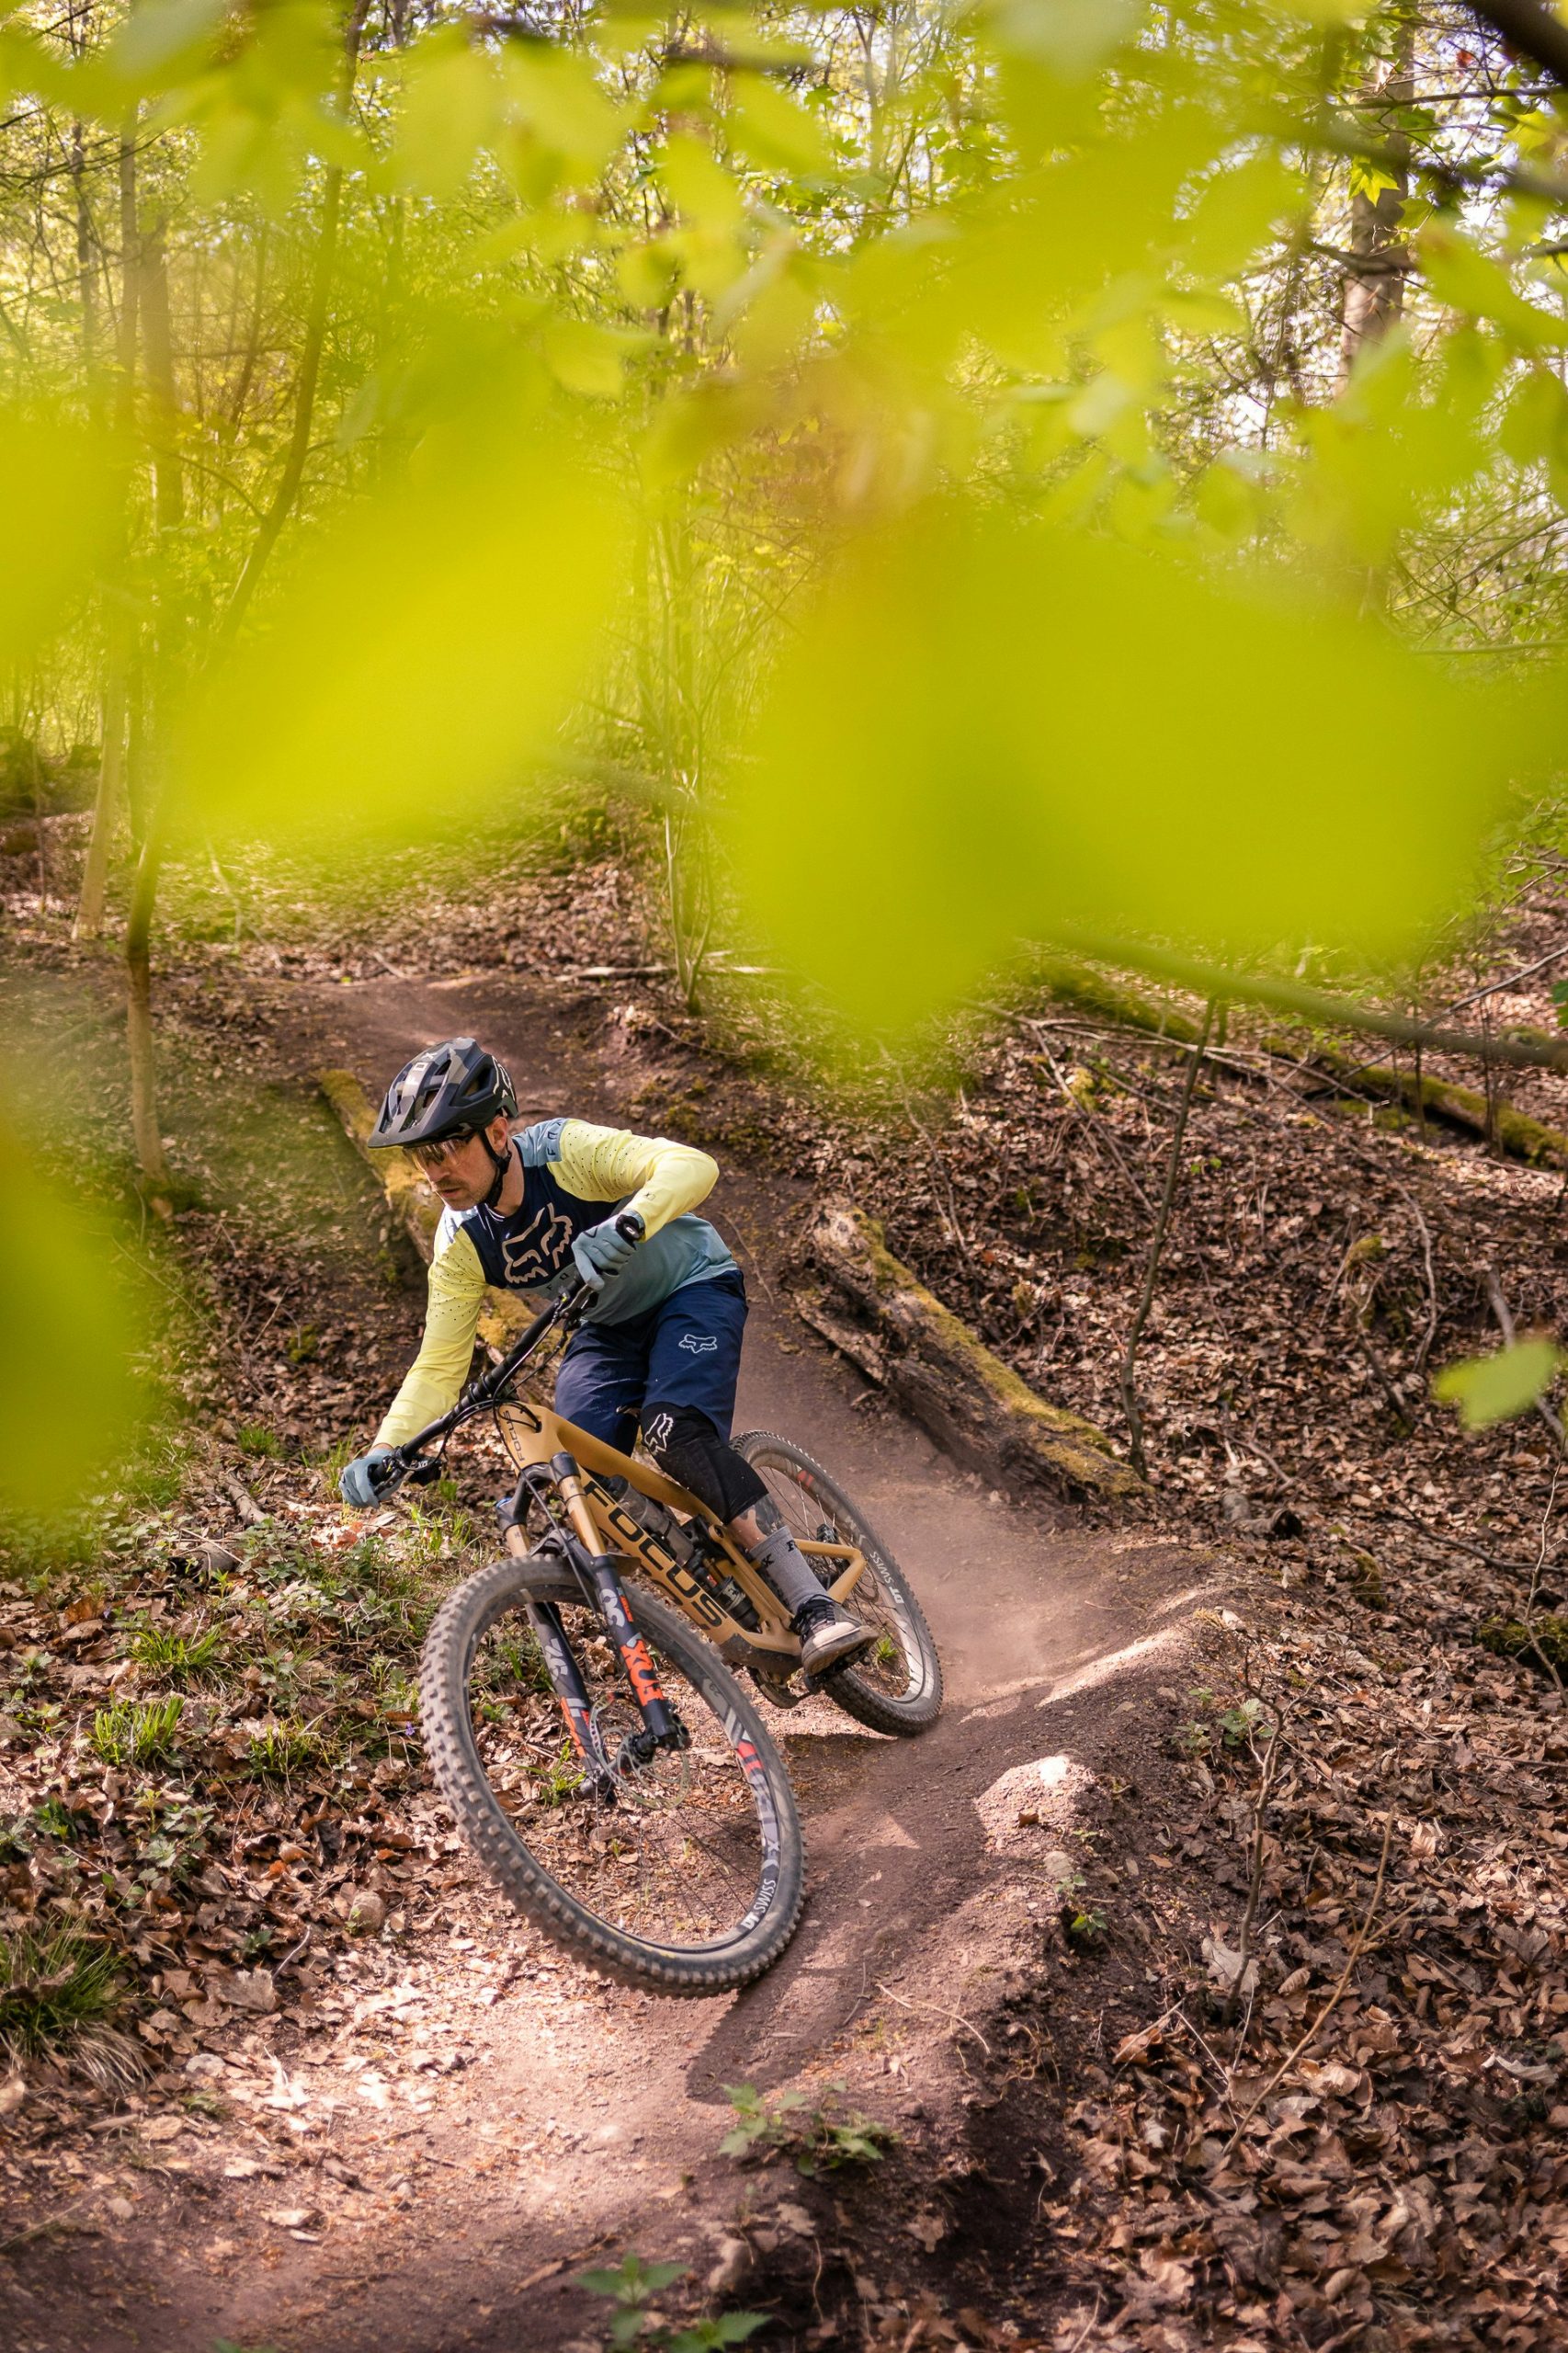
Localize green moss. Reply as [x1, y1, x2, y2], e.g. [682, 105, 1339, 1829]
[824, 1205, 1143, 1498]
[1478, 1616, 1568, 1672]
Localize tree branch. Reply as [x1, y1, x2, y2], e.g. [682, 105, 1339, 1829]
[1464, 1, 1568, 89]
[1049, 926, 1568, 1079]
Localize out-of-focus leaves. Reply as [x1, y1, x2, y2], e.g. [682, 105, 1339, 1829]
[543, 317, 636, 398]
[1434, 1339, 1562, 1430]
[722, 504, 1551, 1034]
[499, 43, 624, 188]
[176, 424, 627, 848]
[0, 1126, 147, 1525]
[986, 0, 1144, 77]
[0, 413, 117, 662]
[395, 28, 499, 200]
[728, 73, 832, 177]
[1419, 224, 1568, 349]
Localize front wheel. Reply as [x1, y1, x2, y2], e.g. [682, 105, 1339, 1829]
[420, 1555, 805, 1995]
[734, 1432, 943, 1736]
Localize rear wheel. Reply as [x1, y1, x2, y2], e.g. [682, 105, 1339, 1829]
[734, 1432, 943, 1736]
[420, 1554, 805, 1994]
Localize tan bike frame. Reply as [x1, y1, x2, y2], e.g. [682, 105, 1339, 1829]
[493, 1393, 866, 1673]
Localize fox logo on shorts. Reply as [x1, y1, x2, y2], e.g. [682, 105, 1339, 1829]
[678, 1333, 719, 1355]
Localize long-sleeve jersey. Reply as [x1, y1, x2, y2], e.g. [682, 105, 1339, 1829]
[374, 1118, 735, 1448]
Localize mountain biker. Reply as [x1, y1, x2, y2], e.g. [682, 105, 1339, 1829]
[338, 1036, 872, 1676]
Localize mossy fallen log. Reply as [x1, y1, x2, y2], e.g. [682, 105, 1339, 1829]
[316, 1068, 530, 1349]
[1294, 1045, 1568, 1167]
[796, 1201, 1143, 1504]
[1035, 958, 1568, 1172]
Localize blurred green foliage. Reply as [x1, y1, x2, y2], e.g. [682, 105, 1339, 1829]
[0, 1118, 149, 1522]
[6, 0, 1568, 1505]
[1435, 1337, 1562, 1429]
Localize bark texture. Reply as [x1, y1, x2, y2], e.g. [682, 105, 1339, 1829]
[795, 1200, 1143, 1504]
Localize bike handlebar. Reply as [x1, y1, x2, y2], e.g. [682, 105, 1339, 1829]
[370, 1207, 647, 1495]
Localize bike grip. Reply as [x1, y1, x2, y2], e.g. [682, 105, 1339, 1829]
[614, 1209, 646, 1245]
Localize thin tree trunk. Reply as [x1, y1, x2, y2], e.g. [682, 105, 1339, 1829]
[227, 222, 270, 438]
[139, 216, 184, 533]
[74, 112, 141, 943]
[71, 119, 98, 395]
[126, 819, 170, 1193]
[121, 0, 365, 1186]
[215, 0, 369, 647]
[74, 672, 128, 940]
[1339, 16, 1414, 383]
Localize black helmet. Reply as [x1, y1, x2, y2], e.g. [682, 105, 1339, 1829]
[369, 1038, 517, 1150]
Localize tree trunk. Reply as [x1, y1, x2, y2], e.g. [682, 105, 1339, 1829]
[215, 0, 369, 646]
[73, 670, 128, 942]
[126, 821, 170, 1192]
[139, 216, 184, 533]
[73, 112, 141, 944]
[1339, 18, 1414, 382]
[117, 1, 367, 1184]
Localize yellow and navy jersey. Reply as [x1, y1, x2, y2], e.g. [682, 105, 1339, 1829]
[375, 1119, 735, 1449]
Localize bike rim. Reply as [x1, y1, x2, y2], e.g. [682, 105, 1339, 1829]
[750, 1456, 924, 1705]
[463, 1598, 784, 1958]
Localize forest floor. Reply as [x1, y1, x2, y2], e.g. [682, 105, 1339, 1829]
[5, 821, 1568, 2353]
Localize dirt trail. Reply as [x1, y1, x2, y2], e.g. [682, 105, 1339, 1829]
[6, 972, 1221, 2353]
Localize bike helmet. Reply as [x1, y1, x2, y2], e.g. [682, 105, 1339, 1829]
[369, 1038, 517, 1151]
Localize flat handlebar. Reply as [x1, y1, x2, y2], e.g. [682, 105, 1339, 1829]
[370, 1207, 646, 1495]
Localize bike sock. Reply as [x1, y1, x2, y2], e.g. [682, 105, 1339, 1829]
[745, 1525, 835, 1617]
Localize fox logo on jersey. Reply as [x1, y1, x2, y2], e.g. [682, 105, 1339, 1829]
[499, 1205, 574, 1289]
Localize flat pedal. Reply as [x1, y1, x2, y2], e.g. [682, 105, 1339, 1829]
[749, 1664, 807, 1710]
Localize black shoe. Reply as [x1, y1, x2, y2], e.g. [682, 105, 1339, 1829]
[793, 1595, 874, 1675]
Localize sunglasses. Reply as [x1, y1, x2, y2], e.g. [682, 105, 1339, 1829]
[407, 1131, 479, 1170]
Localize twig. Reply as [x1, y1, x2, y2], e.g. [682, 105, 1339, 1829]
[1401, 1188, 1441, 1378]
[1224, 1711, 1286, 2034]
[1520, 1464, 1565, 1693]
[1221, 1814, 1396, 2156]
[1031, 1040, 1154, 1218]
[874, 1981, 993, 2059]
[0, 2200, 99, 2256]
[1483, 1265, 1565, 1449]
[222, 1472, 266, 1526]
[1370, 1495, 1536, 1574]
[1119, 1000, 1215, 1480]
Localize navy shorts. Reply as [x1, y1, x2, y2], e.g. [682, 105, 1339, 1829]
[553, 1269, 748, 1452]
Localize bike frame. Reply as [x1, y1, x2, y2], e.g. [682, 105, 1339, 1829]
[492, 1391, 865, 1669]
[383, 1259, 867, 1768]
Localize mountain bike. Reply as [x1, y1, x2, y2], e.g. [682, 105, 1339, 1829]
[364, 1213, 942, 1995]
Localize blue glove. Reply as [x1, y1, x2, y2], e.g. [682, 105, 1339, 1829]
[340, 1447, 394, 1507]
[571, 1218, 640, 1295]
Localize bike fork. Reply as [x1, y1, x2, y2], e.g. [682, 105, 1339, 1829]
[520, 1455, 689, 1759]
[523, 1597, 619, 1800]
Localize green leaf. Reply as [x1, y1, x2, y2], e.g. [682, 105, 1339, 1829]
[0, 1120, 149, 1523]
[729, 73, 831, 176]
[175, 418, 628, 852]
[396, 29, 498, 200]
[722, 506, 1556, 1037]
[1419, 224, 1568, 348]
[1434, 1340, 1561, 1430]
[542, 318, 633, 399]
[0, 411, 117, 662]
[986, 0, 1144, 77]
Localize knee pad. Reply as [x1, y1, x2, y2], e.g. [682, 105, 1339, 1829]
[642, 1403, 767, 1524]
